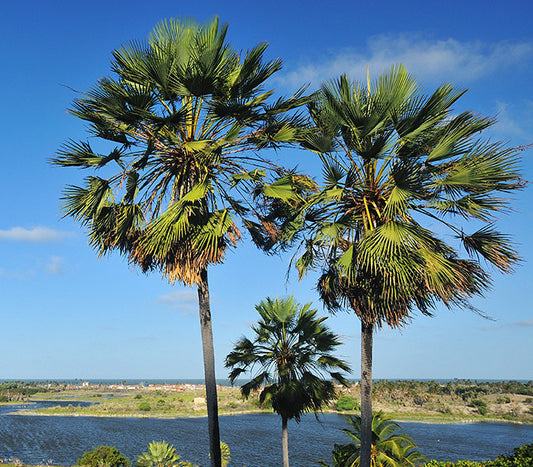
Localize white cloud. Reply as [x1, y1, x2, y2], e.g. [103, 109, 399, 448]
[0, 267, 35, 280]
[45, 256, 65, 275]
[513, 320, 533, 328]
[481, 319, 533, 331]
[156, 289, 197, 316]
[490, 100, 533, 142]
[281, 35, 533, 89]
[0, 227, 72, 243]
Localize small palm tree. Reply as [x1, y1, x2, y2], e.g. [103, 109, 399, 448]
[322, 412, 426, 467]
[225, 296, 350, 467]
[52, 17, 308, 467]
[137, 441, 181, 467]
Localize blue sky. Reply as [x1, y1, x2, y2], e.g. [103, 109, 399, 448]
[1, 0, 532, 381]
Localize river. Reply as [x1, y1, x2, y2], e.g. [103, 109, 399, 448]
[0, 401, 532, 466]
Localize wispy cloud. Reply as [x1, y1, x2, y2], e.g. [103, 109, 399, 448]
[281, 35, 533, 89]
[45, 256, 65, 275]
[481, 319, 533, 331]
[512, 320, 533, 328]
[0, 227, 72, 243]
[490, 100, 533, 142]
[156, 290, 197, 316]
[0, 267, 35, 280]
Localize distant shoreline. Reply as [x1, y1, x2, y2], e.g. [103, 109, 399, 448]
[8, 406, 532, 426]
[2, 380, 532, 426]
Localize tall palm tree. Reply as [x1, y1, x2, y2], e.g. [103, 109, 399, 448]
[321, 412, 426, 467]
[225, 296, 350, 467]
[255, 66, 523, 467]
[52, 17, 308, 467]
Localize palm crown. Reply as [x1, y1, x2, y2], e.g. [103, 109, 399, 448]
[53, 17, 308, 285]
[263, 65, 522, 327]
[226, 296, 350, 421]
[325, 412, 426, 467]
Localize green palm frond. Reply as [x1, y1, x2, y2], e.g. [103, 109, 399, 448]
[254, 64, 522, 330]
[326, 412, 426, 467]
[55, 16, 311, 287]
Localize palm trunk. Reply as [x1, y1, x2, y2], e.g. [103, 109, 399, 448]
[360, 321, 373, 467]
[197, 268, 222, 467]
[282, 416, 289, 467]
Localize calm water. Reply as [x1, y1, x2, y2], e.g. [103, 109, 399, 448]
[0, 403, 532, 466]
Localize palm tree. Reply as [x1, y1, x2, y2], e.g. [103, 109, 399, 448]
[225, 296, 350, 467]
[52, 17, 308, 467]
[321, 412, 426, 467]
[256, 66, 523, 467]
[137, 441, 186, 467]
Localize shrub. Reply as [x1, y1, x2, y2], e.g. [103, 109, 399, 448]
[139, 402, 151, 412]
[422, 443, 533, 467]
[470, 399, 488, 415]
[77, 445, 130, 467]
[424, 461, 482, 466]
[134, 394, 143, 400]
[491, 443, 533, 467]
[496, 396, 511, 404]
[137, 441, 179, 467]
[335, 395, 360, 411]
[137, 441, 200, 467]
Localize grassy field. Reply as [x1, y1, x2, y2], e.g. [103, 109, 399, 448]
[6, 380, 532, 424]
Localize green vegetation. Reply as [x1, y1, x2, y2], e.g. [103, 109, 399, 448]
[9, 379, 531, 424]
[423, 443, 533, 466]
[137, 441, 195, 467]
[0, 382, 48, 402]
[76, 445, 130, 467]
[320, 412, 426, 466]
[138, 402, 151, 412]
[335, 396, 360, 412]
[225, 296, 350, 467]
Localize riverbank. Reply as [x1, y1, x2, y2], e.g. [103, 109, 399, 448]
[5, 380, 531, 425]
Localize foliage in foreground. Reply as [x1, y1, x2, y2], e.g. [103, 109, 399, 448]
[77, 445, 131, 467]
[319, 412, 426, 466]
[137, 441, 199, 467]
[423, 443, 533, 466]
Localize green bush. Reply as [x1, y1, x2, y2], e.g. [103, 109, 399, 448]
[335, 395, 360, 411]
[470, 399, 488, 415]
[424, 461, 482, 466]
[422, 443, 533, 467]
[139, 402, 151, 411]
[134, 394, 143, 400]
[496, 396, 511, 404]
[77, 445, 130, 467]
[491, 443, 533, 467]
